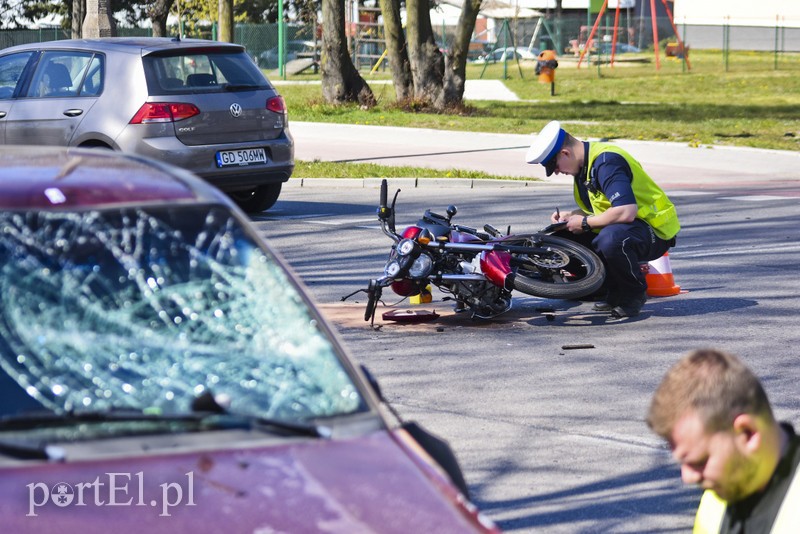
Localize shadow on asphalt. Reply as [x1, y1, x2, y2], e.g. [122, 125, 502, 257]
[319, 295, 759, 332]
[474, 464, 697, 531]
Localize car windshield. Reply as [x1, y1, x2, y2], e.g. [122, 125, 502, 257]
[0, 205, 365, 423]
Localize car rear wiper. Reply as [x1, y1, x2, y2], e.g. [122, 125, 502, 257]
[223, 83, 262, 91]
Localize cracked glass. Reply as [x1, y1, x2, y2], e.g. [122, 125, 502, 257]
[0, 205, 364, 422]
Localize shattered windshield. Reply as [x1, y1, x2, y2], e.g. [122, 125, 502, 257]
[0, 206, 365, 423]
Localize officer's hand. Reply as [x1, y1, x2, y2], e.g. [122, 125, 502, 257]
[566, 215, 583, 233]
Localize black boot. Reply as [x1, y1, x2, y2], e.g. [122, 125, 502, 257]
[611, 292, 648, 318]
[592, 292, 618, 312]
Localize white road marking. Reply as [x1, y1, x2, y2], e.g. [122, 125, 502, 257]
[675, 244, 800, 259]
[255, 213, 335, 220]
[666, 190, 715, 196]
[306, 218, 378, 226]
[720, 195, 792, 201]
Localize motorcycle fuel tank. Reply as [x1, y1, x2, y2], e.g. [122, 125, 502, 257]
[480, 250, 513, 288]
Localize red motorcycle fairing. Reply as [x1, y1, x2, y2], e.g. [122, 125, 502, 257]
[402, 226, 423, 239]
[392, 278, 421, 296]
[480, 250, 513, 288]
[391, 226, 424, 296]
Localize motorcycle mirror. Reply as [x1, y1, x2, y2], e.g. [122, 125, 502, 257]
[446, 205, 457, 219]
[389, 188, 401, 233]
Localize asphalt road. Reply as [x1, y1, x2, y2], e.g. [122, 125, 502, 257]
[254, 177, 800, 533]
[290, 121, 800, 188]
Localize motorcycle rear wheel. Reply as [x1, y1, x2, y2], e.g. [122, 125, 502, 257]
[507, 235, 605, 300]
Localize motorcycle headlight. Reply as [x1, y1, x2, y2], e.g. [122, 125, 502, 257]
[396, 238, 416, 257]
[408, 253, 433, 278]
[385, 260, 402, 277]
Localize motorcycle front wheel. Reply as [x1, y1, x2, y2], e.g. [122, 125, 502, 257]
[507, 235, 605, 300]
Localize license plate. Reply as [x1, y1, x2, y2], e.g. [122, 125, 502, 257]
[215, 148, 267, 167]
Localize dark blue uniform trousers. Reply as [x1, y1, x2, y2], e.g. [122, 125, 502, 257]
[558, 219, 673, 301]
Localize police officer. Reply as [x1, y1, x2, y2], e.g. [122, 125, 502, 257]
[648, 349, 800, 533]
[526, 120, 680, 317]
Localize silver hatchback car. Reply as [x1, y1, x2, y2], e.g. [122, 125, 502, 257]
[0, 37, 293, 213]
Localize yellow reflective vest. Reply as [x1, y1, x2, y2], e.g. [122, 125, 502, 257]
[693, 468, 800, 533]
[572, 143, 680, 241]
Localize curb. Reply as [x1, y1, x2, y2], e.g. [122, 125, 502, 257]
[284, 178, 561, 189]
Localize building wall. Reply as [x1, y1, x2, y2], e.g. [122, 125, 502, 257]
[680, 24, 800, 52]
[673, 0, 800, 27]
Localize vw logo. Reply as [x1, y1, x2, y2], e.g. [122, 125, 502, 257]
[229, 103, 243, 118]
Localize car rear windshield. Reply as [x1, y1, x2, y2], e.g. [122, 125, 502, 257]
[0, 205, 365, 422]
[143, 50, 271, 95]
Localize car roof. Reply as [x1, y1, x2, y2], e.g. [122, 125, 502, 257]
[0, 146, 230, 209]
[2, 37, 246, 56]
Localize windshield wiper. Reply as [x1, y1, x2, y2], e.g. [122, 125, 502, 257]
[223, 83, 262, 91]
[190, 390, 330, 438]
[0, 409, 330, 439]
[246, 415, 331, 439]
[0, 438, 59, 461]
[0, 410, 203, 430]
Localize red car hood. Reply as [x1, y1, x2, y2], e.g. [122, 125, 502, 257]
[0, 430, 485, 533]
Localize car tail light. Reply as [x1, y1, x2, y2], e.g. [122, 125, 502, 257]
[129, 103, 201, 124]
[266, 96, 286, 114]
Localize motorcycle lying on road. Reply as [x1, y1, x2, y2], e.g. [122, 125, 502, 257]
[359, 179, 606, 324]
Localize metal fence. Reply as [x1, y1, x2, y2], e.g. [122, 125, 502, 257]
[0, 23, 313, 62]
[435, 15, 799, 58]
[432, 14, 683, 58]
[0, 28, 71, 49]
[430, 14, 799, 73]
[2, 17, 797, 72]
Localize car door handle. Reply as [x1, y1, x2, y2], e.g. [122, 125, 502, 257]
[0, 111, 6, 118]
[63, 109, 84, 117]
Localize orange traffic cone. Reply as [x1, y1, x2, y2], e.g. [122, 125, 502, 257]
[643, 252, 681, 297]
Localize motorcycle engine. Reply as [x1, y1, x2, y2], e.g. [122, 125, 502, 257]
[450, 280, 512, 319]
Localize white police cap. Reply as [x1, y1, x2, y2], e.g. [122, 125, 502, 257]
[525, 120, 566, 176]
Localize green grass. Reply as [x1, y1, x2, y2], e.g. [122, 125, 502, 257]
[295, 160, 524, 179]
[276, 50, 800, 178]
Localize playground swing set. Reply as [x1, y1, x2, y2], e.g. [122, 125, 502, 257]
[578, 0, 691, 70]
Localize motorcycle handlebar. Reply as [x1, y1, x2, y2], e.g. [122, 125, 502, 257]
[380, 179, 388, 210]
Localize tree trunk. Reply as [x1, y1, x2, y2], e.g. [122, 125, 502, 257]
[405, 0, 444, 108]
[555, 0, 563, 51]
[443, 0, 481, 106]
[82, 0, 115, 37]
[218, 0, 234, 42]
[320, 0, 376, 107]
[72, 0, 85, 38]
[378, 0, 413, 102]
[148, 0, 173, 37]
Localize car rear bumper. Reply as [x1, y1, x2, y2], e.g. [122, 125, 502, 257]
[117, 130, 294, 191]
[204, 164, 294, 192]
